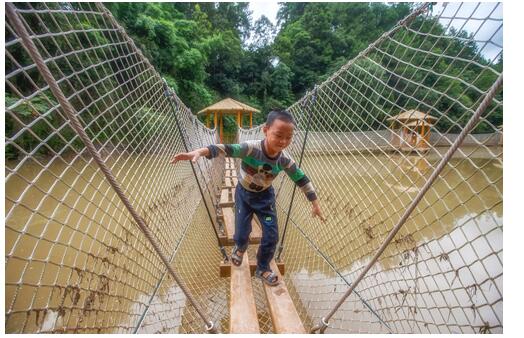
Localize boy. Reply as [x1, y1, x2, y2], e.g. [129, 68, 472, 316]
[171, 110, 324, 286]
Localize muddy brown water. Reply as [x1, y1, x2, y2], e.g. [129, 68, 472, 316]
[5, 149, 502, 333]
[276, 149, 502, 333]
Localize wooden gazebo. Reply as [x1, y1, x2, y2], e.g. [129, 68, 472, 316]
[387, 110, 437, 151]
[197, 98, 260, 143]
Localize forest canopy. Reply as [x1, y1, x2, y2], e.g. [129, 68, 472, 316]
[105, 2, 501, 133]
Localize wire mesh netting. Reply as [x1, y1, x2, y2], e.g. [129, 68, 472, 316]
[5, 2, 502, 334]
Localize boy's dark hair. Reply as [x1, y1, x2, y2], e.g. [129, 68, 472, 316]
[266, 110, 295, 127]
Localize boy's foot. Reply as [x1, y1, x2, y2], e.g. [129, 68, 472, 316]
[231, 245, 244, 267]
[255, 269, 279, 286]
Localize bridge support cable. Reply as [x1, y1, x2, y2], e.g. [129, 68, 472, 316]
[6, 3, 217, 333]
[133, 213, 193, 333]
[280, 211, 393, 333]
[276, 86, 318, 262]
[100, 5, 226, 330]
[162, 80, 229, 262]
[310, 73, 503, 333]
[97, 3, 227, 262]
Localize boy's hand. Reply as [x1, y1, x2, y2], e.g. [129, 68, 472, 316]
[311, 200, 326, 222]
[170, 150, 201, 164]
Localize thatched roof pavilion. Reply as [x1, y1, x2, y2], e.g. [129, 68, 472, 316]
[386, 109, 437, 124]
[198, 98, 260, 142]
[387, 110, 436, 151]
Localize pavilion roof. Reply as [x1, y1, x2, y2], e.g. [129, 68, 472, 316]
[197, 98, 260, 115]
[387, 109, 437, 122]
[404, 120, 434, 127]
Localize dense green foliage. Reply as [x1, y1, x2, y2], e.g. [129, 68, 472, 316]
[104, 2, 501, 133]
[102, 2, 421, 131]
[5, 2, 503, 160]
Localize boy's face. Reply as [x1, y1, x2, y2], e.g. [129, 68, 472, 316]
[263, 119, 294, 154]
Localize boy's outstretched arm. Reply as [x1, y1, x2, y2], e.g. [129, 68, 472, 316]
[170, 147, 210, 164]
[282, 158, 325, 222]
[171, 143, 249, 165]
[311, 199, 325, 222]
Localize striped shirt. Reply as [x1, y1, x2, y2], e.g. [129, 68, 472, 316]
[206, 140, 317, 201]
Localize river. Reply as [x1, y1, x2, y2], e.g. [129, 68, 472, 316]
[5, 148, 502, 333]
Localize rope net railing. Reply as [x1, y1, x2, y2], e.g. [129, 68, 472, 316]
[4, 2, 502, 334]
[240, 2, 502, 334]
[5, 2, 225, 333]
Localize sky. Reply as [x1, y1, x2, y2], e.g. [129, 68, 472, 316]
[249, 1, 279, 25]
[431, 2, 503, 62]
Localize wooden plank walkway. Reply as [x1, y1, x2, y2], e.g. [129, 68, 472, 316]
[220, 208, 262, 245]
[225, 169, 237, 177]
[219, 157, 303, 333]
[219, 188, 234, 207]
[220, 258, 285, 278]
[262, 260, 306, 333]
[230, 253, 260, 333]
[222, 158, 259, 333]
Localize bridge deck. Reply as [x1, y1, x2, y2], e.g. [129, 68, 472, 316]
[221, 157, 303, 333]
[220, 208, 262, 245]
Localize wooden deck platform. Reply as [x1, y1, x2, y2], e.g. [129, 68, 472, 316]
[219, 187, 235, 207]
[220, 258, 285, 278]
[225, 169, 237, 177]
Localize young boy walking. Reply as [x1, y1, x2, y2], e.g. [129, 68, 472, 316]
[171, 110, 324, 286]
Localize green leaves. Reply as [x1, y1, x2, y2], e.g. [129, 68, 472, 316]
[103, 2, 500, 134]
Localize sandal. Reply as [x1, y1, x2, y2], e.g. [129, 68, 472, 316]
[255, 269, 279, 286]
[231, 245, 244, 267]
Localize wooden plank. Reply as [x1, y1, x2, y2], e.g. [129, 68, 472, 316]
[219, 236, 260, 246]
[262, 260, 305, 333]
[222, 208, 262, 244]
[232, 177, 238, 186]
[218, 234, 228, 247]
[219, 189, 234, 207]
[223, 176, 234, 189]
[220, 259, 285, 278]
[220, 188, 229, 203]
[230, 254, 260, 333]
[222, 207, 235, 240]
[226, 169, 237, 177]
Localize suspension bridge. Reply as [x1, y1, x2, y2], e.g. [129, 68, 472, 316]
[5, 2, 503, 333]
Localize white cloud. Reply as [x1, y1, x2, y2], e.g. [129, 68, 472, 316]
[249, 1, 279, 25]
[432, 2, 503, 62]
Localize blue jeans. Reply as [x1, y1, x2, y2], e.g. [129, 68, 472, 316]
[234, 184, 278, 272]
